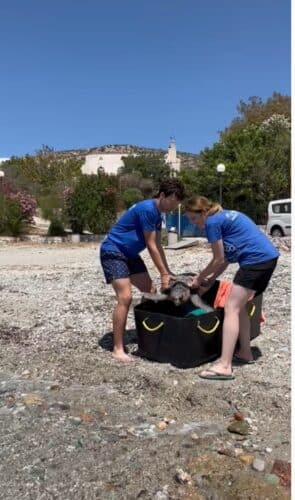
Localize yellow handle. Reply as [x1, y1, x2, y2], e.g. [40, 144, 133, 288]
[197, 316, 220, 335]
[142, 318, 164, 332]
[249, 304, 256, 317]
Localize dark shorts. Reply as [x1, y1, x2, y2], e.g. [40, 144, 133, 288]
[100, 249, 147, 284]
[233, 258, 278, 296]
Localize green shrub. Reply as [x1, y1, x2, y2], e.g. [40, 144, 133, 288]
[122, 188, 144, 209]
[0, 194, 26, 236]
[65, 174, 118, 234]
[47, 218, 65, 236]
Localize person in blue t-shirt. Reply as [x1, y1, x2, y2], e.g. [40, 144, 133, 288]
[100, 178, 185, 363]
[185, 195, 279, 381]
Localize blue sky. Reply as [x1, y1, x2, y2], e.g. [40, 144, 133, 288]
[0, 0, 290, 157]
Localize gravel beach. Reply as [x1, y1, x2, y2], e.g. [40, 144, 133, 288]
[0, 240, 291, 499]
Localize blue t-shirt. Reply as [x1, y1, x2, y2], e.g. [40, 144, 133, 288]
[205, 210, 279, 265]
[101, 199, 162, 258]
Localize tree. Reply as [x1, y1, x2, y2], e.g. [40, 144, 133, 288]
[65, 173, 118, 234]
[122, 188, 144, 209]
[197, 113, 290, 222]
[119, 154, 171, 186]
[221, 92, 291, 139]
[2, 146, 84, 224]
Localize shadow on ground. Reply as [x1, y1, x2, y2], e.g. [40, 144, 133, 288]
[98, 328, 138, 352]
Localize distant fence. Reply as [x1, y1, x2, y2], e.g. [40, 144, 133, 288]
[165, 214, 206, 237]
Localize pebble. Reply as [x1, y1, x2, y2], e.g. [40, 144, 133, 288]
[227, 420, 250, 436]
[154, 485, 169, 499]
[157, 421, 168, 431]
[239, 454, 255, 465]
[252, 458, 266, 472]
[68, 416, 82, 425]
[264, 474, 280, 486]
[174, 468, 192, 484]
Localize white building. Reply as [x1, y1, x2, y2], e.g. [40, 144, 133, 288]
[165, 137, 181, 172]
[0, 157, 10, 165]
[82, 153, 126, 175]
[81, 139, 181, 175]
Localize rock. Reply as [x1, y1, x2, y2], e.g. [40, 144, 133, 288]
[233, 412, 244, 421]
[50, 401, 70, 411]
[154, 485, 169, 499]
[218, 448, 236, 458]
[264, 474, 280, 486]
[48, 383, 61, 391]
[227, 420, 250, 436]
[239, 454, 255, 465]
[157, 421, 168, 431]
[175, 468, 192, 484]
[271, 459, 291, 487]
[22, 393, 44, 406]
[252, 458, 265, 472]
[68, 416, 82, 425]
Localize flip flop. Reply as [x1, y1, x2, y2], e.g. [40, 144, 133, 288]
[198, 368, 235, 381]
[232, 355, 255, 365]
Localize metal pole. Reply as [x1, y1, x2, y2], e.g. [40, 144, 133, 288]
[219, 175, 222, 205]
[178, 203, 181, 240]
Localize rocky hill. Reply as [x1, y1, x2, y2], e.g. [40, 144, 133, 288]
[57, 144, 200, 169]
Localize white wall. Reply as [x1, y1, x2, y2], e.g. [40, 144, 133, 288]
[82, 153, 127, 175]
[82, 141, 181, 175]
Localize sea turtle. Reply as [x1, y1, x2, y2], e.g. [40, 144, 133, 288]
[142, 273, 214, 312]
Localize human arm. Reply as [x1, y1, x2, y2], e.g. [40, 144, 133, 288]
[192, 240, 229, 288]
[155, 230, 174, 275]
[144, 230, 173, 289]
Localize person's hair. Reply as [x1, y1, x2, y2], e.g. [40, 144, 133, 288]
[184, 196, 222, 216]
[155, 178, 186, 201]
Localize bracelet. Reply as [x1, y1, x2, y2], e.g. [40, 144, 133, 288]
[160, 273, 169, 276]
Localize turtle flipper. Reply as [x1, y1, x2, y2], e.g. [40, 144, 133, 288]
[141, 292, 168, 303]
[190, 295, 214, 312]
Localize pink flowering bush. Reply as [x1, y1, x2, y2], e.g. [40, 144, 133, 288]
[0, 179, 37, 235]
[8, 192, 37, 224]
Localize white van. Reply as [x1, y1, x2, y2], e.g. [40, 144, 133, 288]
[266, 198, 291, 237]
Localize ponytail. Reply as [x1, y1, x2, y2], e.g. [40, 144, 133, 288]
[185, 196, 222, 216]
[207, 203, 222, 216]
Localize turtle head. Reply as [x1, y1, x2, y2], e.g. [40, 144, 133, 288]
[170, 282, 191, 306]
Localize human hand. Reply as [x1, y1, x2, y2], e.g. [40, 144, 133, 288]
[189, 276, 200, 289]
[160, 273, 173, 290]
[198, 277, 215, 296]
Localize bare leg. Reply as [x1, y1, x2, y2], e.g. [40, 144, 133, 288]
[111, 278, 134, 363]
[130, 272, 155, 293]
[199, 284, 254, 377]
[234, 306, 253, 361]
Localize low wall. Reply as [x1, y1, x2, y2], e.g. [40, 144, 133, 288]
[0, 234, 290, 252]
[0, 234, 105, 245]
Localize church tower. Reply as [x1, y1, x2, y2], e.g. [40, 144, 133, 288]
[165, 137, 181, 173]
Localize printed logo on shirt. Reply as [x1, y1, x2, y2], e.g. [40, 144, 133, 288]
[223, 240, 240, 262]
[225, 210, 238, 221]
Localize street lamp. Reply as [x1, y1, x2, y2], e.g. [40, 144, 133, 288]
[216, 163, 225, 205]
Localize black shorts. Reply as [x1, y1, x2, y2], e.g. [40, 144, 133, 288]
[233, 258, 278, 296]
